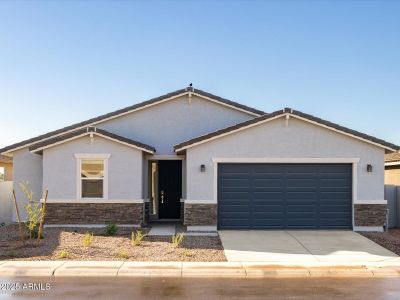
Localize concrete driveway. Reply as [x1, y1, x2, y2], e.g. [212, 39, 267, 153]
[218, 230, 399, 264]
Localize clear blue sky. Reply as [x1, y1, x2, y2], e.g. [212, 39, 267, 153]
[0, 0, 399, 148]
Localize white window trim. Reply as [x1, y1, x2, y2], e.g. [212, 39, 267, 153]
[75, 153, 110, 200]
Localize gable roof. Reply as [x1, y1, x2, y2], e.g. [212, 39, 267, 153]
[29, 127, 156, 154]
[174, 107, 400, 153]
[0, 87, 264, 155]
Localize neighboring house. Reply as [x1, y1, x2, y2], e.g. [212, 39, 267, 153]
[0, 155, 13, 181]
[385, 152, 400, 185]
[0, 86, 399, 232]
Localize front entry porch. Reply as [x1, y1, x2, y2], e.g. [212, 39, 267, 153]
[148, 160, 183, 223]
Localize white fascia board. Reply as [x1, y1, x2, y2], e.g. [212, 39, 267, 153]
[175, 112, 397, 153]
[2, 91, 261, 155]
[175, 114, 284, 152]
[385, 161, 400, 166]
[193, 93, 262, 117]
[290, 115, 398, 152]
[30, 132, 154, 154]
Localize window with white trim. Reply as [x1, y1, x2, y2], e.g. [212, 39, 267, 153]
[81, 160, 104, 198]
[75, 154, 110, 199]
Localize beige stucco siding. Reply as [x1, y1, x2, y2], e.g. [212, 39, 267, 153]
[0, 162, 13, 181]
[186, 117, 385, 201]
[385, 167, 400, 185]
[43, 135, 143, 200]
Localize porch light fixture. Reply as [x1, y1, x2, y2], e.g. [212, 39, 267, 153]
[200, 164, 206, 172]
[367, 164, 373, 172]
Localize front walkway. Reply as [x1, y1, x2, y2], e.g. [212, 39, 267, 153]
[218, 230, 400, 264]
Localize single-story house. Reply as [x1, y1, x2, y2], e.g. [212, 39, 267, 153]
[385, 153, 400, 186]
[1, 86, 399, 232]
[0, 155, 13, 181]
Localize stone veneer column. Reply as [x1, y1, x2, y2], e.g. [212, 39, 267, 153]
[354, 204, 387, 227]
[184, 203, 217, 226]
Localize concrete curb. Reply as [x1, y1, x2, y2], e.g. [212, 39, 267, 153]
[118, 262, 183, 277]
[0, 261, 66, 277]
[1, 261, 400, 278]
[53, 261, 124, 277]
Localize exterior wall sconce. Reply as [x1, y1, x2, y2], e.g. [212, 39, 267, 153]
[200, 164, 206, 172]
[367, 164, 373, 172]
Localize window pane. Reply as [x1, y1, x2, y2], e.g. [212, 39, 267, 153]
[82, 179, 103, 198]
[81, 160, 104, 178]
[0, 167, 4, 181]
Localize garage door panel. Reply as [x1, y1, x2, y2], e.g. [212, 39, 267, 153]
[218, 163, 352, 230]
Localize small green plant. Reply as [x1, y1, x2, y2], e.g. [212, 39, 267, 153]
[105, 223, 118, 236]
[131, 230, 146, 246]
[59, 250, 69, 259]
[172, 233, 184, 248]
[20, 181, 42, 239]
[182, 250, 193, 257]
[83, 231, 94, 247]
[118, 249, 129, 259]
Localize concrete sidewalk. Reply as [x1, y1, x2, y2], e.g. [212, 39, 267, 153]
[1, 260, 400, 278]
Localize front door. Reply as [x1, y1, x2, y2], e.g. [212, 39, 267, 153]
[158, 160, 182, 219]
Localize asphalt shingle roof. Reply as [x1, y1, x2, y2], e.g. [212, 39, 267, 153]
[29, 127, 156, 154]
[174, 108, 400, 153]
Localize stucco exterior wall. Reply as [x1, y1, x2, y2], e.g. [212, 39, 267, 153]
[385, 166, 400, 186]
[98, 95, 254, 155]
[186, 117, 385, 202]
[12, 148, 43, 221]
[0, 162, 13, 181]
[43, 135, 143, 200]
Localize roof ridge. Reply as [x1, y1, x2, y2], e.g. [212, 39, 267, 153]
[0, 87, 264, 155]
[174, 108, 400, 152]
[29, 127, 156, 154]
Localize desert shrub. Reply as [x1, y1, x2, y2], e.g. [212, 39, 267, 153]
[59, 250, 69, 259]
[171, 233, 184, 248]
[105, 223, 118, 236]
[118, 249, 129, 259]
[20, 181, 43, 239]
[131, 230, 146, 246]
[83, 232, 94, 247]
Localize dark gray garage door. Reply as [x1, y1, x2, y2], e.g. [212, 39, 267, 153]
[218, 163, 352, 229]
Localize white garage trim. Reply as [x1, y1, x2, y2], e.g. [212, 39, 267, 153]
[212, 157, 360, 229]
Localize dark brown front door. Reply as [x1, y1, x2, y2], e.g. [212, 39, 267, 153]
[158, 160, 182, 219]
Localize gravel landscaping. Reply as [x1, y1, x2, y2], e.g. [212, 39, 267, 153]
[360, 229, 400, 256]
[0, 224, 226, 261]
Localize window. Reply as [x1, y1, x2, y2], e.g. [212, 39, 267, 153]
[75, 154, 110, 199]
[0, 167, 4, 181]
[81, 160, 104, 198]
